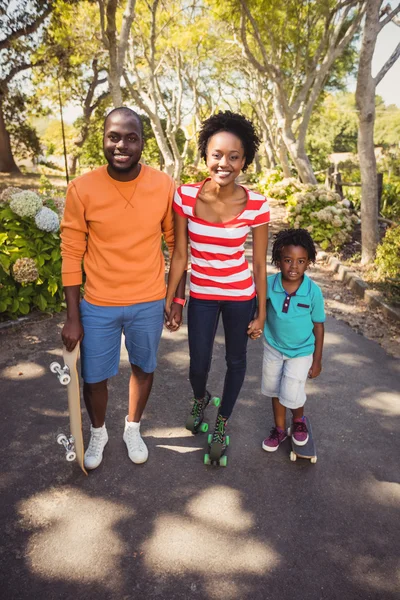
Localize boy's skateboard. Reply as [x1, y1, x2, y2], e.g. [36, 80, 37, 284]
[288, 416, 317, 464]
[50, 342, 87, 475]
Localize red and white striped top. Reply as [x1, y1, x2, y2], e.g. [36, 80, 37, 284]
[173, 180, 270, 301]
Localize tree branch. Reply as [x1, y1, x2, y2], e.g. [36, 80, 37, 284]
[375, 41, 400, 84]
[378, 3, 400, 31]
[0, 5, 52, 50]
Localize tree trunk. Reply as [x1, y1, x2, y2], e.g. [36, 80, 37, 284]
[278, 137, 291, 178]
[0, 100, 20, 173]
[281, 126, 316, 183]
[355, 0, 381, 264]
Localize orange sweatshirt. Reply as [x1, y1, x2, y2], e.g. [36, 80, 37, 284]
[61, 164, 175, 306]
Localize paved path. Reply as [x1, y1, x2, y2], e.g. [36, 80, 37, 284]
[1, 228, 399, 600]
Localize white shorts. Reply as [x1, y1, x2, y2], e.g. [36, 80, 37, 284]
[261, 341, 313, 409]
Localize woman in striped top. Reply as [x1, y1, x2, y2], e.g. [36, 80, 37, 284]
[166, 111, 269, 464]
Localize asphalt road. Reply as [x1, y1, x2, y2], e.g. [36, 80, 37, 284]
[0, 299, 399, 600]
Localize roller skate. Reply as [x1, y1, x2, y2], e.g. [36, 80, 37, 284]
[204, 413, 230, 467]
[185, 391, 221, 434]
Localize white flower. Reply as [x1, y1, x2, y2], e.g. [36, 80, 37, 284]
[0, 187, 22, 204]
[10, 191, 43, 218]
[34, 207, 60, 232]
[12, 257, 39, 283]
[306, 225, 314, 233]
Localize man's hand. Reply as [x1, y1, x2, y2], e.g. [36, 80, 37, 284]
[164, 302, 183, 332]
[308, 360, 322, 379]
[62, 317, 84, 352]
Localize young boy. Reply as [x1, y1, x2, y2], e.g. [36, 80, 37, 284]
[261, 228, 325, 452]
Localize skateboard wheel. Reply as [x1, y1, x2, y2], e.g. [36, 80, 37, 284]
[225, 435, 230, 446]
[212, 396, 221, 408]
[290, 451, 297, 462]
[50, 361, 61, 374]
[66, 451, 76, 462]
[287, 427, 291, 437]
[310, 456, 317, 464]
[219, 455, 228, 467]
[200, 422, 208, 433]
[59, 373, 71, 386]
[57, 433, 67, 445]
[204, 453, 211, 465]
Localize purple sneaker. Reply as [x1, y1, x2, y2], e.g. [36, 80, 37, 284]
[292, 417, 309, 446]
[262, 427, 287, 452]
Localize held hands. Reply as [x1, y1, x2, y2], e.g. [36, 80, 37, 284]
[164, 301, 184, 332]
[247, 314, 265, 340]
[61, 317, 84, 352]
[308, 360, 322, 379]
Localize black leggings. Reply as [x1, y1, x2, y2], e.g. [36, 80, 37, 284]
[187, 296, 256, 419]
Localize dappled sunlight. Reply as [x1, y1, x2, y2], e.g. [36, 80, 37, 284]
[349, 556, 400, 594]
[18, 488, 132, 588]
[364, 478, 400, 508]
[323, 332, 344, 346]
[142, 485, 280, 577]
[30, 406, 68, 418]
[145, 426, 193, 439]
[331, 353, 372, 367]
[1, 361, 46, 380]
[156, 444, 202, 453]
[358, 391, 400, 416]
[46, 349, 63, 357]
[162, 350, 190, 366]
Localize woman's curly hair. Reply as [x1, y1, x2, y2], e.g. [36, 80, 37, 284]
[272, 228, 317, 266]
[198, 111, 260, 172]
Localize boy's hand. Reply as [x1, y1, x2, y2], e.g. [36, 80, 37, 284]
[308, 360, 322, 379]
[164, 302, 183, 332]
[247, 316, 265, 340]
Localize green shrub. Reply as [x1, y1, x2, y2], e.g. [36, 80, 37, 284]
[375, 225, 400, 279]
[380, 182, 400, 220]
[0, 188, 64, 320]
[286, 186, 358, 251]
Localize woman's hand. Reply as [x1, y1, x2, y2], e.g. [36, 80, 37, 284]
[247, 315, 265, 340]
[164, 301, 184, 332]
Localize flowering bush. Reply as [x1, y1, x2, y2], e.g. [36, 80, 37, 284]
[35, 207, 60, 232]
[1, 187, 22, 204]
[12, 257, 39, 283]
[375, 225, 400, 279]
[0, 187, 64, 319]
[10, 191, 43, 218]
[286, 186, 358, 250]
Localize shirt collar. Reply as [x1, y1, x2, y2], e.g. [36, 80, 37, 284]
[272, 272, 311, 297]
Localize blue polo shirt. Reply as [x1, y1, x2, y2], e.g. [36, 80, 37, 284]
[264, 273, 325, 358]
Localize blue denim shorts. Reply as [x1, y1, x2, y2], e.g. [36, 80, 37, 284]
[79, 298, 165, 383]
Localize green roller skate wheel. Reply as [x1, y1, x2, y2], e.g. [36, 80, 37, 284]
[208, 434, 213, 444]
[219, 455, 228, 467]
[204, 453, 211, 465]
[225, 435, 230, 446]
[200, 422, 208, 433]
[212, 396, 221, 408]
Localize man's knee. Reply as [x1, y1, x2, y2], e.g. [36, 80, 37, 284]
[83, 379, 108, 392]
[131, 364, 153, 380]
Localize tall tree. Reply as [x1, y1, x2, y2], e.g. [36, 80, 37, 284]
[230, 0, 364, 183]
[0, 0, 53, 172]
[355, 1, 400, 263]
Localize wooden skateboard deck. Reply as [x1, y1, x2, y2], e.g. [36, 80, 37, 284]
[50, 343, 87, 475]
[289, 416, 317, 464]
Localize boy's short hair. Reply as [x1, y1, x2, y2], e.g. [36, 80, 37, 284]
[272, 228, 317, 266]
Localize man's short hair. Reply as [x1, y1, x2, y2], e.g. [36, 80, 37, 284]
[104, 107, 144, 137]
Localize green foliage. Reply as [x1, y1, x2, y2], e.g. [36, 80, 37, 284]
[258, 171, 303, 202]
[0, 193, 64, 320]
[180, 165, 209, 184]
[375, 226, 400, 280]
[380, 182, 400, 221]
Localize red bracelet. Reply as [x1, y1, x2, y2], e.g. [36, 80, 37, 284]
[172, 297, 186, 307]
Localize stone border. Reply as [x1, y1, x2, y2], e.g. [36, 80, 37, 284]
[317, 251, 400, 323]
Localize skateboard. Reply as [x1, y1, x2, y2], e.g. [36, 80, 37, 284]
[185, 394, 221, 434]
[287, 416, 317, 464]
[204, 433, 230, 467]
[50, 342, 87, 475]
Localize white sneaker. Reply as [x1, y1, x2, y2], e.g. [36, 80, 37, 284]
[84, 424, 108, 470]
[123, 417, 148, 464]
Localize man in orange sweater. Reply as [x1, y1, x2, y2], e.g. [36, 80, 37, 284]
[61, 107, 185, 470]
